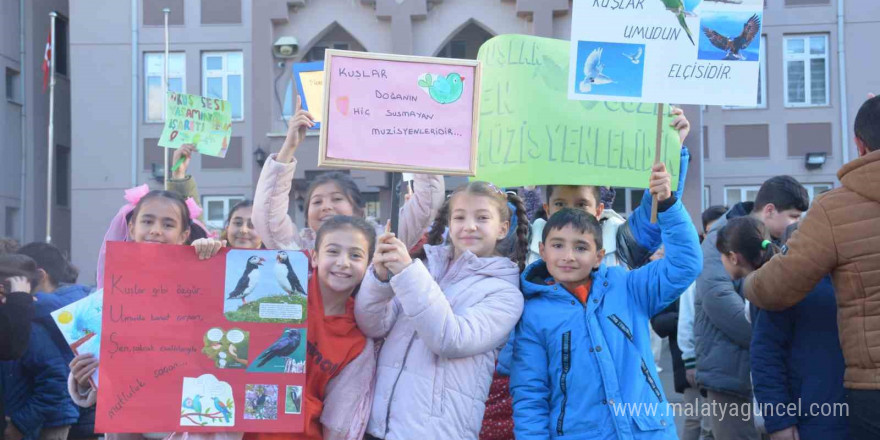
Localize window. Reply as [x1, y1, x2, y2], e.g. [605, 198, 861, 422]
[202, 52, 243, 120]
[145, 52, 186, 122]
[804, 183, 833, 201]
[202, 195, 246, 230]
[725, 186, 761, 206]
[55, 145, 70, 207]
[438, 40, 468, 59]
[784, 35, 829, 107]
[5, 207, 18, 239]
[703, 186, 710, 209]
[5, 68, 20, 102]
[54, 16, 68, 76]
[365, 202, 381, 219]
[725, 36, 767, 109]
[303, 43, 349, 63]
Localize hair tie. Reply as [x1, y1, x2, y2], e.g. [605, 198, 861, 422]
[485, 182, 505, 196]
[185, 197, 203, 220]
[761, 240, 771, 250]
[507, 201, 519, 233]
[123, 184, 151, 207]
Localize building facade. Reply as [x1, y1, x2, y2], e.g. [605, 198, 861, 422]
[702, 0, 880, 209]
[1, 0, 72, 253]
[63, 0, 878, 284]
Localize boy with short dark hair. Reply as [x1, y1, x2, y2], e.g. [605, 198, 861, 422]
[510, 170, 702, 439]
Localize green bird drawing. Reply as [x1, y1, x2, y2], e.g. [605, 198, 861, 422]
[659, 0, 696, 46]
[418, 73, 465, 104]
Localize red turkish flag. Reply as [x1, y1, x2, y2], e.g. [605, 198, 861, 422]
[42, 26, 52, 91]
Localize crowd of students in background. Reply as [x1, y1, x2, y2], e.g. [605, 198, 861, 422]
[1, 95, 878, 440]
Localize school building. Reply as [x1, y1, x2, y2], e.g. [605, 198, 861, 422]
[1, 0, 877, 283]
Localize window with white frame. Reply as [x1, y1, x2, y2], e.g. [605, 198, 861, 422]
[145, 52, 186, 122]
[202, 52, 243, 120]
[703, 186, 711, 209]
[203, 195, 246, 230]
[784, 34, 829, 107]
[804, 183, 833, 201]
[725, 186, 761, 206]
[725, 36, 767, 109]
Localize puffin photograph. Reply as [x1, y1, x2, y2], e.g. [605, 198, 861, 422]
[274, 251, 306, 297]
[227, 255, 265, 305]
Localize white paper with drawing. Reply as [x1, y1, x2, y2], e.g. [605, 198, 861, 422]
[568, 0, 764, 106]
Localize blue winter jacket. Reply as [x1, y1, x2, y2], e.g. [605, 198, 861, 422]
[0, 323, 80, 440]
[510, 200, 702, 440]
[750, 276, 849, 439]
[1, 285, 90, 440]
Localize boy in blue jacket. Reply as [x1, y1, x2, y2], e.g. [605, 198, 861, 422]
[510, 164, 702, 439]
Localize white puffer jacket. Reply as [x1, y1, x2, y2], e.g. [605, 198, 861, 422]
[354, 244, 524, 440]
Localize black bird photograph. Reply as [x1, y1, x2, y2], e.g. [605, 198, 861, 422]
[227, 256, 265, 305]
[288, 386, 302, 414]
[702, 14, 761, 61]
[255, 328, 302, 368]
[274, 251, 306, 297]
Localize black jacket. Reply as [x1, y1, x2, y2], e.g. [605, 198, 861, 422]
[651, 299, 689, 394]
[0, 291, 34, 360]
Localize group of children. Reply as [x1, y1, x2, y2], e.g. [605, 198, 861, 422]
[2, 97, 735, 440]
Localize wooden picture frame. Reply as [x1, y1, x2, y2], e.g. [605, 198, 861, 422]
[318, 49, 481, 176]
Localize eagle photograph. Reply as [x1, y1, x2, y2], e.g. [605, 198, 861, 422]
[698, 12, 762, 61]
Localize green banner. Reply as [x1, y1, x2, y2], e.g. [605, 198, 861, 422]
[475, 34, 681, 189]
[158, 92, 233, 158]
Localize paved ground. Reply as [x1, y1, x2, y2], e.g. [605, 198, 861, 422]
[656, 339, 688, 434]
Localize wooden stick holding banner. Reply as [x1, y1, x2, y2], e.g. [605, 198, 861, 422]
[390, 172, 402, 235]
[651, 103, 665, 224]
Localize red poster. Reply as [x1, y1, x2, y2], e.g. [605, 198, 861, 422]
[97, 242, 310, 433]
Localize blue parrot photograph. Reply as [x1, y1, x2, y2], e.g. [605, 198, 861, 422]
[247, 328, 306, 374]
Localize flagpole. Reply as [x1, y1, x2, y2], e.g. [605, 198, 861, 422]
[46, 11, 57, 243]
[163, 8, 170, 187]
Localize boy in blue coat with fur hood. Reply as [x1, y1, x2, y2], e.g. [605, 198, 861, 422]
[510, 164, 702, 439]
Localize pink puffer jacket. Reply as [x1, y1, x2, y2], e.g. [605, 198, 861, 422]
[251, 154, 444, 251]
[355, 245, 524, 440]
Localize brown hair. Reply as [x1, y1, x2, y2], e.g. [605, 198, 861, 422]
[0, 254, 41, 294]
[126, 190, 207, 243]
[716, 216, 778, 270]
[304, 173, 365, 227]
[416, 181, 530, 271]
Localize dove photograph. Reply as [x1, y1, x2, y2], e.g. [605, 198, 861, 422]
[573, 41, 646, 98]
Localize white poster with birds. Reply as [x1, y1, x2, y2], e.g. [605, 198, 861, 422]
[568, 0, 764, 106]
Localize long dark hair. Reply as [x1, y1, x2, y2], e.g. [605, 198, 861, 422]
[126, 190, 207, 243]
[415, 181, 530, 271]
[716, 216, 778, 270]
[304, 173, 365, 226]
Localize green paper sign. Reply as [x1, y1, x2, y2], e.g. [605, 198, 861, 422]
[475, 34, 681, 189]
[158, 92, 233, 158]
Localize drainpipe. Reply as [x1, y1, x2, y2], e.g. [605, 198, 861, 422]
[19, 0, 26, 240]
[131, 0, 138, 186]
[837, 0, 850, 165]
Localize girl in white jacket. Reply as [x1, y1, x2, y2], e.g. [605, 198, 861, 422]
[355, 181, 530, 440]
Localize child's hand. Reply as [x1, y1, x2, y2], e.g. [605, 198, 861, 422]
[649, 162, 672, 202]
[669, 106, 690, 145]
[372, 222, 393, 281]
[171, 144, 197, 180]
[4, 418, 23, 440]
[7, 276, 31, 294]
[70, 353, 100, 389]
[374, 234, 413, 276]
[192, 238, 226, 260]
[278, 95, 315, 163]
